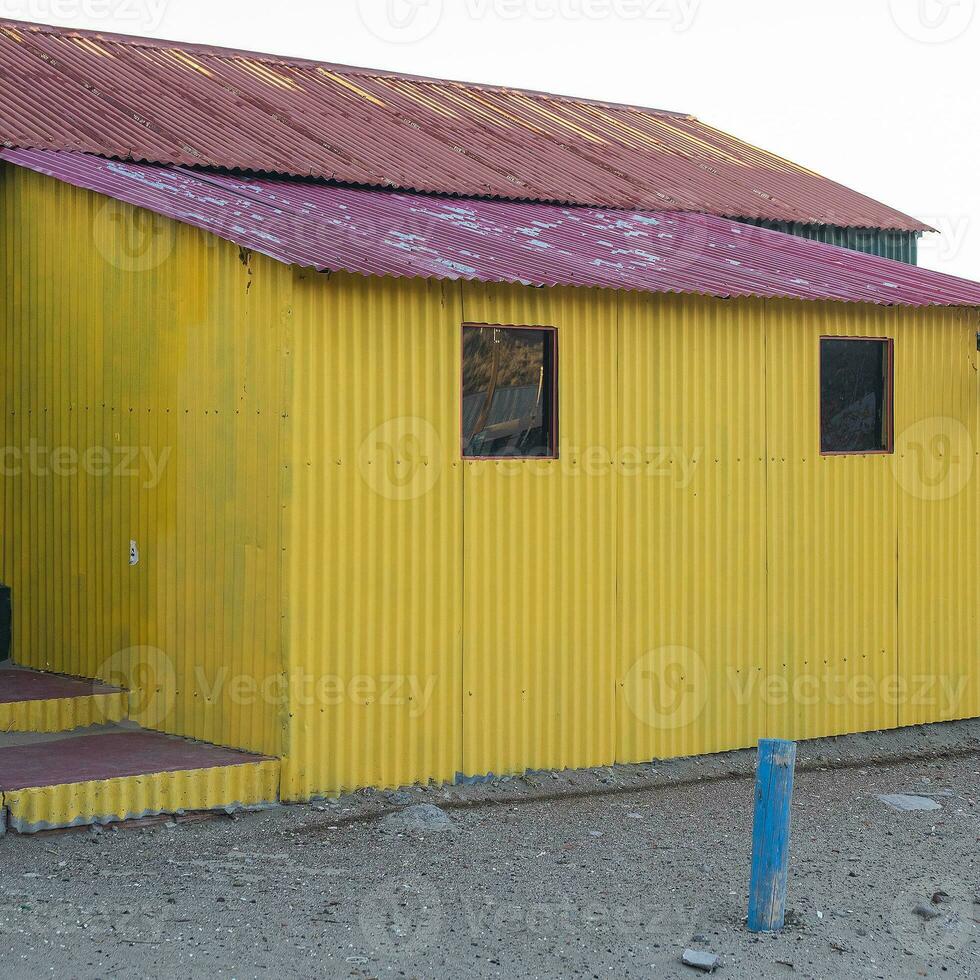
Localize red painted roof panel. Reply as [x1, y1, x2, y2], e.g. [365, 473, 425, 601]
[3, 148, 974, 308]
[0, 18, 929, 231]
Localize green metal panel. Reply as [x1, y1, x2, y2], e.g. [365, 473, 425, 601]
[740, 219, 919, 265]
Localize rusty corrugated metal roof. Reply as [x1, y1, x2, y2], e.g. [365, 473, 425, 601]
[4, 148, 974, 308]
[0, 18, 929, 232]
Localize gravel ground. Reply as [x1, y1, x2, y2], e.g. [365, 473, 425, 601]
[2, 723, 979, 979]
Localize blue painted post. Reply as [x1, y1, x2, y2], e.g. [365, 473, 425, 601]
[747, 738, 797, 932]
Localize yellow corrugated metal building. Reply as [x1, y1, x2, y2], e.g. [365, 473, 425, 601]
[2, 161, 978, 803]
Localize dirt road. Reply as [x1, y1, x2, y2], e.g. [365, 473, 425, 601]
[2, 722, 979, 978]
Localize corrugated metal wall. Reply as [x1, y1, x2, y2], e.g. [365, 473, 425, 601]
[460, 283, 620, 778]
[894, 307, 980, 726]
[740, 220, 920, 265]
[0, 165, 287, 757]
[767, 301, 900, 740]
[765, 300, 979, 738]
[3, 168, 977, 800]
[280, 273, 977, 799]
[279, 271, 464, 799]
[617, 292, 769, 763]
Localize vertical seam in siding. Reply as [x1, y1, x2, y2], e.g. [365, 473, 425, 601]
[763, 301, 771, 740]
[277, 267, 293, 785]
[458, 280, 466, 780]
[895, 497, 901, 730]
[614, 288, 623, 762]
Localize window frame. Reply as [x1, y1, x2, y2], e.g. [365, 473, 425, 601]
[818, 335, 895, 457]
[460, 322, 559, 461]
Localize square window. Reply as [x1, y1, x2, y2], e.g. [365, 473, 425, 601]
[461, 325, 557, 458]
[820, 338, 893, 454]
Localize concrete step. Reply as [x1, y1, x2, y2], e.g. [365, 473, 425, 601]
[0, 723, 279, 833]
[0, 663, 129, 733]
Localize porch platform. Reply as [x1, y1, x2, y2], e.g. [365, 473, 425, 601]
[0, 662, 120, 701]
[0, 663, 128, 732]
[0, 725, 279, 833]
[0, 665, 279, 832]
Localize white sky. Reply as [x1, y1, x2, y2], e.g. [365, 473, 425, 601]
[7, 0, 978, 277]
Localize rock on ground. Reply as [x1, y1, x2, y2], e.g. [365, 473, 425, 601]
[379, 803, 456, 834]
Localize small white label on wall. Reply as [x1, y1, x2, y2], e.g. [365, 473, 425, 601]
[129, 540, 140, 566]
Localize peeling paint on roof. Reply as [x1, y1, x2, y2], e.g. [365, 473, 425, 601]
[0, 17, 929, 231]
[3, 148, 976, 309]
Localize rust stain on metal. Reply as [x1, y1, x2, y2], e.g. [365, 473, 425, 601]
[2, 147, 975, 308]
[0, 17, 929, 231]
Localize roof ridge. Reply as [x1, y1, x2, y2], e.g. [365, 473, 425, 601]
[0, 16, 691, 119]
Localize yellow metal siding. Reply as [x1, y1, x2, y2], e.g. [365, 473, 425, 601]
[3, 759, 280, 833]
[894, 307, 980, 725]
[617, 292, 769, 762]
[765, 302, 980, 739]
[279, 272, 463, 799]
[766, 302, 900, 740]
[3, 166, 978, 800]
[0, 165, 287, 757]
[460, 283, 619, 777]
[0, 690, 128, 733]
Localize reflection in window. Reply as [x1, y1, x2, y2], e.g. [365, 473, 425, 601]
[820, 338, 893, 454]
[462, 326, 557, 458]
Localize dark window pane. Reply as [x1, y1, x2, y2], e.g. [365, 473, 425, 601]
[462, 326, 556, 458]
[820, 339, 891, 453]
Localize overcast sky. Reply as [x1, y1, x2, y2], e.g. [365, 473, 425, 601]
[8, 0, 977, 277]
